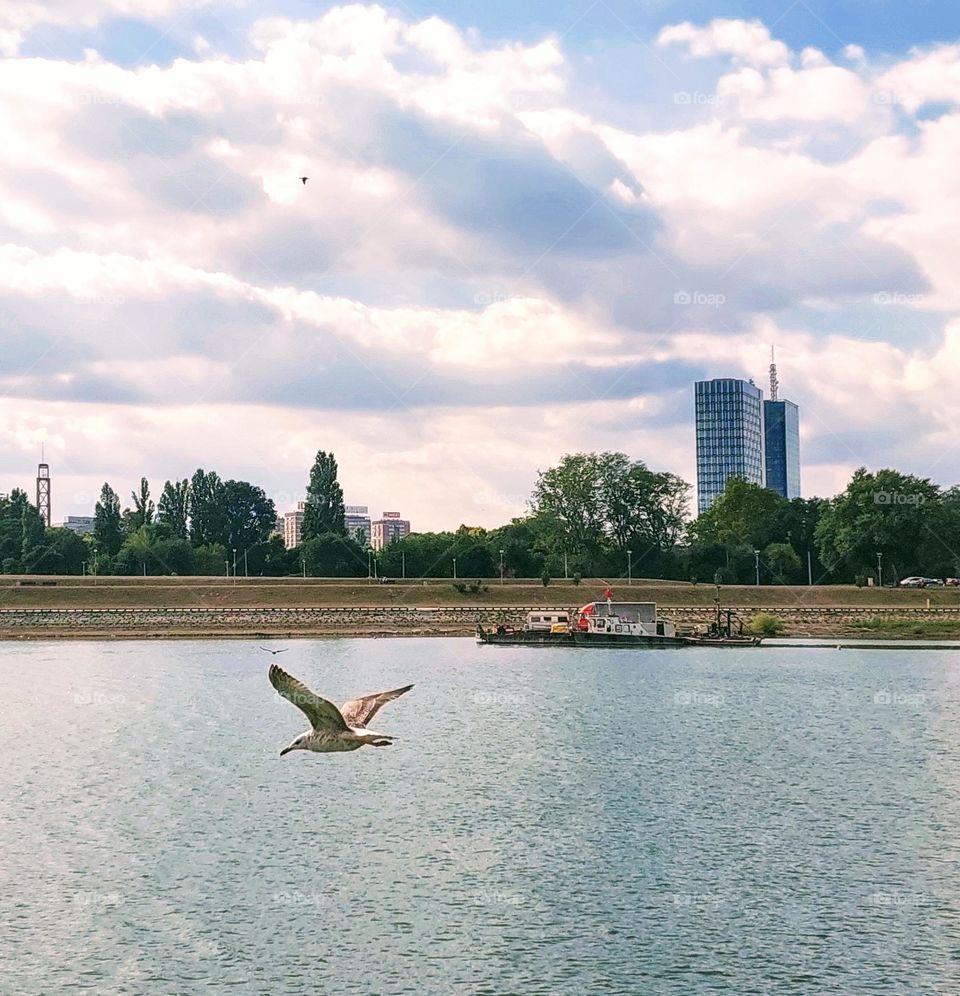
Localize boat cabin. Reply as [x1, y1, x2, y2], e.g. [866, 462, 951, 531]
[576, 601, 676, 638]
[525, 610, 571, 632]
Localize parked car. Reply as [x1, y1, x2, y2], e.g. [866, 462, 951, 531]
[920, 577, 945, 587]
[946, 578, 960, 587]
[899, 577, 926, 587]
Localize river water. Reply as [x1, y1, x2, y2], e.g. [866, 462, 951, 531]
[3, 638, 960, 994]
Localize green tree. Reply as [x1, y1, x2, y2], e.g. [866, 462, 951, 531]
[302, 451, 346, 540]
[0, 489, 45, 573]
[531, 452, 691, 575]
[486, 517, 548, 579]
[689, 477, 788, 549]
[222, 480, 277, 555]
[115, 527, 195, 576]
[24, 528, 88, 575]
[94, 483, 125, 556]
[189, 469, 227, 547]
[763, 542, 803, 584]
[815, 468, 943, 582]
[301, 533, 365, 576]
[194, 543, 229, 576]
[531, 453, 606, 561]
[130, 477, 155, 529]
[158, 479, 190, 539]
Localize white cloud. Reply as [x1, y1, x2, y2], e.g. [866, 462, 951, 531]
[2, 6, 960, 522]
[657, 18, 790, 67]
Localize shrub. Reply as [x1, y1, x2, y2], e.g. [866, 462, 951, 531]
[572, 572, 582, 586]
[854, 574, 867, 589]
[746, 612, 786, 637]
[453, 580, 487, 596]
[541, 570, 551, 587]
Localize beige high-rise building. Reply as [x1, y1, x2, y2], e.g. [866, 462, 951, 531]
[371, 512, 410, 550]
[283, 501, 306, 550]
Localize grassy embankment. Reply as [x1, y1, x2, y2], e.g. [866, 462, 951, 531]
[1, 576, 959, 611]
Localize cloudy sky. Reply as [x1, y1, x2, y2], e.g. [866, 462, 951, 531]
[2, 0, 960, 529]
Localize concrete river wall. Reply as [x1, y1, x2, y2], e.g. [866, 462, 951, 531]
[1, 605, 959, 638]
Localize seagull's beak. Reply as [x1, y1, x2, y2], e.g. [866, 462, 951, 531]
[280, 745, 294, 757]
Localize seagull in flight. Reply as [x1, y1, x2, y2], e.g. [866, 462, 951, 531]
[299, 176, 309, 185]
[269, 664, 413, 755]
[260, 646, 288, 656]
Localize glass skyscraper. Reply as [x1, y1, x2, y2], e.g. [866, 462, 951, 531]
[695, 378, 766, 515]
[763, 399, 801, 500]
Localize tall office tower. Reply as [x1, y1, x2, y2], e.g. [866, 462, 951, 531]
[694, 378, 766, 515]
[36, 451, 51, 526]
[763, 349, 801, 499]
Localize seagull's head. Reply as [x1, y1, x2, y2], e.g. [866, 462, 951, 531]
[280, 735, 308, 757]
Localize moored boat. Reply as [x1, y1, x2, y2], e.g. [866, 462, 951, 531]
[476, 592, 759, 649]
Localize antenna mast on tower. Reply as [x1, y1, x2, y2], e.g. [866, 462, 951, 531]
[769, 346, 779, 401]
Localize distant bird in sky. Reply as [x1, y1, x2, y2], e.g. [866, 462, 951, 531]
[299, 176, 308, 185]
[260, 646, 288, 655]
[268, 664, 414, 755]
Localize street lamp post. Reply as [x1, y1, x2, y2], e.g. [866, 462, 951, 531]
[499, 549, 505, 585]
[877, 551, 883, 588]
[244, 549, 248, 578]
[564, 552, 568, 580]
[367, 550, 372, 581]
[225, 559, 229, 577]
[627, 550, 633, 585]
[401, 550, 406, 580]
[754, 549, 760, 586]
[453, 557, 457, 580]
[232, 549, 237, 583]
[81, 560, 87, 577]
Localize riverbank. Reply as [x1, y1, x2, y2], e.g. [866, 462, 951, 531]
[3, 576, 959, 639]
[3, 603, 960, 640]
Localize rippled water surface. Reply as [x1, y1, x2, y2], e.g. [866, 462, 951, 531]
[4, 638, 960, 994]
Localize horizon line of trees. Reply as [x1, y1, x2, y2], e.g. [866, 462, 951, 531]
[2, 451, 958, 585]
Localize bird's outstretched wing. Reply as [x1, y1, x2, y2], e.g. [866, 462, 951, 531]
[260, 647, 288, 655]
[269, 665, 348, 732]
[340, 684, 414, 728]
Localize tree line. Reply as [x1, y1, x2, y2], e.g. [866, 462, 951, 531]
[1, 450, 958, 583]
